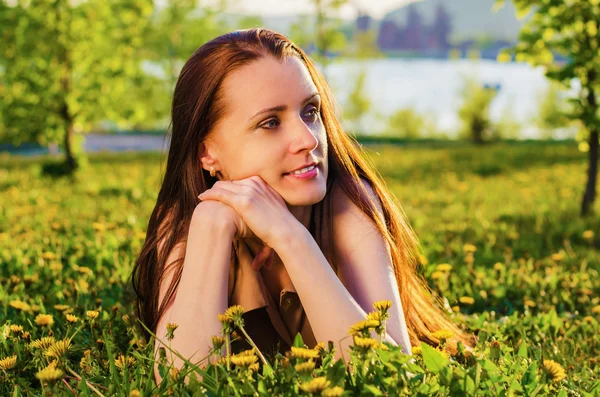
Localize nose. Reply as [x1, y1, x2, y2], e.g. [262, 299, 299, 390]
[288, 117, 319, 154]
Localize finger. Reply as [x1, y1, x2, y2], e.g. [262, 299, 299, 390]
[251, 245, 273, 271]
[264, 249, 275, 270]
[197, 187, 241, 207]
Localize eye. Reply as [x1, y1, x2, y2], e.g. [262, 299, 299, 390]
[259, 118, 280, 130]
[304, 106, 320, 121]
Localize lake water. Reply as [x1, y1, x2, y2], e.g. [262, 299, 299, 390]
[2, 58, 572, 156]
[323, 58, 572, 138]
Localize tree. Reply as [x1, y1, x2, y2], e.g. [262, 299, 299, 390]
[457, 76, 498, 144]
[342, 69, 371, 133]
[534, 81, 575, 139]
[289, 0, 348, 75]
[496, 0, 600, 215]
[0, 0, 153, 173]
[144, 0, 231, 90]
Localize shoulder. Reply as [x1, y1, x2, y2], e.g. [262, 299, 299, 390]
[330, 177, 385, 226]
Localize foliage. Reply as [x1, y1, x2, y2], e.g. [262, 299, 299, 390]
[495, 0, 600, 215]
[383, 107, 438, 139]
[288, 0, 348, 73]
[0, 0, 154, 170]
[0, 142, 599, 394]
[534, 81, 576, 140]
[457, 76, 499, 143]
[342, 69, 371, 134]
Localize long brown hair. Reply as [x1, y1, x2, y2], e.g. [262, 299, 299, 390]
[131, 28, 475, 353]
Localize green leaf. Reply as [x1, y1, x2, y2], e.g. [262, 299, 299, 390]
[292, 332, 304, 348]
[517, 340, 528, 358]
[262, 363, 274, 378]
[420, 343, 450, 373]
[363, 384, 384, 396]
[257, 380, 267, 393]
[326, 360, 346, 386]
[522, 361, 538, 393]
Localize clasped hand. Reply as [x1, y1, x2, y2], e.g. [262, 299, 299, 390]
[198, 175, 297, 271]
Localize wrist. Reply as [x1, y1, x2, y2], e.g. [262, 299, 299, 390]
[192, 202, 237, 238]
[270, 220, 311, 252]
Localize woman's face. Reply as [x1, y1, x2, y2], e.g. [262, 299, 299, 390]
[201, 55, 329, 207]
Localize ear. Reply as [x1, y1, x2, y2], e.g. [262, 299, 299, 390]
[198, 141, 219, 172]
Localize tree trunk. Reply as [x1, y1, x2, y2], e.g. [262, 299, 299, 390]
[581, 129, 598, 216]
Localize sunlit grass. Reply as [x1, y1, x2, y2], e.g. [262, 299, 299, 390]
[0, 142, 598, 395]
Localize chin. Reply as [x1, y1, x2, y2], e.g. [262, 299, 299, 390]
[283, 185, 327, 207]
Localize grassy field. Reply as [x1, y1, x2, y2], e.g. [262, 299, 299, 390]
[0, 142, 598, 395]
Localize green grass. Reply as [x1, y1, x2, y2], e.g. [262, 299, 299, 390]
[0, 142, 598, 395]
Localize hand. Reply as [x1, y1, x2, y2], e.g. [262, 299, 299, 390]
[197, 176, 297, 269]
[194, 200, 274, 271]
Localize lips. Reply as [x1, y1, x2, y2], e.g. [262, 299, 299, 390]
[284, 161, 319, 175]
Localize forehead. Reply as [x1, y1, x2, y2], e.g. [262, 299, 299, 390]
[219, 56, 318, 118]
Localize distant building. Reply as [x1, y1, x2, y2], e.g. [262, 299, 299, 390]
[377, 2, 451, 52]
[356, 12, 372, 32]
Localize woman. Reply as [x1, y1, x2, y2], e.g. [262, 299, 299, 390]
[131, 28, 474, 383]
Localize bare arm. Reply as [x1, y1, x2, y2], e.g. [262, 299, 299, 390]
[153, 201, 236, 385]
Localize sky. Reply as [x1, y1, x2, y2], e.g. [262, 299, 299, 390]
[155, 0, 413, 20]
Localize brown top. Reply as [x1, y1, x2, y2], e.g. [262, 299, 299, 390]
[227, 239, 318, 356]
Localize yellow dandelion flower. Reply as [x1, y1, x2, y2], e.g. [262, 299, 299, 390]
[86, 310, 99, 320]
[114, 354, 136, 370]
[34, 314, 54, 327]
[41, 252, 57, 260]
[314, 341, 326, 353]
[353, 336, 379, 349]
[211, 335, 225, 350]
[35, 362, 63, 384]
[412, 346, 422, 355]
[431, 271, 444, 280]
[299, 377, 330, 393]
[436, 263, 452, 272]
[9, 325, 23, 333]
[166, 322, 178, 339]
[129, 390, 141, 397]
[463, 244, 477, 253]
[373, 300, 392, 311]
[543, 360, 567, 382]
[65, 314, 79, 323]
[235, 349, 256, 356]
[323, 386, 345, 397]
[294, 360, 315, 373]
[45, 339, 71, 359]
[291, 346, 319, 359]
[230, 353, 258, 367]
[582, 230, 594, 240]
[524, 300, 536, 308]
[348, 319, 380, 336]
[53, 304, 70, 311]
[493, 262, 504, 271]
[431, 329, 454, 340]
[583, 316, 594, 323]
[9, 300, 31, 311]
[224, 305, 245, 323]
[217, 313, 232, 325]
[452, 306, 460, 312]
[591, 305, 600, 314]
[459, 297, 475, 305]
[92, 222, 106, 232]
[365, 311, 382, 322]
[0, 355, 17, 370]
[30, 336, 56, 350]
[551, 252, 564, 261]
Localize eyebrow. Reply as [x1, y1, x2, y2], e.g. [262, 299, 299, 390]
[249, 92, 320, 121]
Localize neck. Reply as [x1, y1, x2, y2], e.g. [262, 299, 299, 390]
[286, 204, 312, 230]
